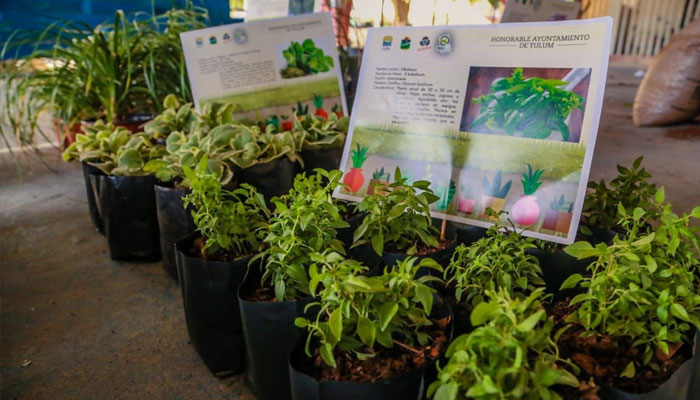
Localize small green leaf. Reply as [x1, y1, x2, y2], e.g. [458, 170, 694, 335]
[320, 342, 336, 368]
[378, 301, 399, 331]
[357, 316, 376, 347]
[415, 284, 434, 315]
[670, 303, 690, 322]
[517, 310, 544, 332]
[470, 302, 498, 327]
[329, 308, 343, 340]
[433, 382, 458, 400]
[620, 361, 635, 378]
[560, 274, 583, 290]
[655, 187, 665, 204]
[371, 232, 384, 256]
[564, 242, 597, 259]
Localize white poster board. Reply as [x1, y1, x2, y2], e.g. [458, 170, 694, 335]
[335, 18, 612, 244]
[180, 13, 347, 122]
[501, 0, 582, 23]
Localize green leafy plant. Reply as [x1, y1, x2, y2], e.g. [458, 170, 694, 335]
[482, 171, 512, 198]
[294, 112, 348, 151]
[183, 157, 269, 259]
[252, 169, 350, 301]
[62, 120, 165, 175]
[280, 39, 334, 79]
[1, 3, 207, 150]
[550, 195, 573, 213]
[353, 167, 440, 256]
[521, 164, 544, 196]
[295, 256, 443, 368]
[561, 190, 700, 379]
[428, 289, 579, 400]
[471, 67, 584, 141]
[583, 156, 658, 231]
[444, 223, 545, 306]
[372, 167, 390, 180]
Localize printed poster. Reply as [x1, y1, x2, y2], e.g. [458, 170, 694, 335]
[501, 0, 582, 23]
[180, 13, 347, 122]
[336, 18, 612, 244]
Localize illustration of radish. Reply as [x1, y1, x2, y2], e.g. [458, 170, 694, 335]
[512, 164, 544, 226]
[343, 143, 368, 193]
[281, 115, 293, 131]
[313, 94, 328, 121]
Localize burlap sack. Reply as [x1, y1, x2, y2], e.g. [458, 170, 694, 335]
[633, 18, 700, 127]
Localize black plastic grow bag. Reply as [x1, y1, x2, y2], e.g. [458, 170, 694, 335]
[238, 266, 315, 400]
[155, 184, 195, 280]
[597, 331, 698, 400]
[235, 158, 299, 202]
[380, 221, 458, 277]
[98, 175, 160, 262]
[175, 235, 248, 376]
[288, 295, 454, 400]
[82, 162, 104, 234]
[301, 147, 343, 174]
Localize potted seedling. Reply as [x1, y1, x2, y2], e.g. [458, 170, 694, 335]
[367, 167, 390, 195]
[433, 179, 457, 213]
[557, 192, 700, 397]
[144, 96, 237, 279]
[428, 289, 581, 400]
[481, 170, 512, 216]
[62, 120, 123, 233]
[443, 217, 545, 335]
[312, 94, 328, 121]
[543, 195, 569, 232]
[352, 168, 457, 274]
[582, 156, 658, 242]
[295, 113, 349, 173]
[238, 169, 349, 400]
[293, 101, 309, 120]
[281, 115, 294, 131]
[175, 157, 269, 376]
[512, 164, 544, 227]
[332, 104, 343, 118]
[342, 143, 369, 193]
[291, 256, 453, 400]
[63, 122, 166, 261]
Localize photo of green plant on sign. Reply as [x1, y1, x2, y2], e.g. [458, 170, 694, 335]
[280, 38, 335, 79]
[461, 67, 590, 143]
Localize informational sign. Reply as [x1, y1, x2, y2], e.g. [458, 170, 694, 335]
[501, 0, 582, 23]
[180, 13, 347, 122]
[336, 18, 612, 244]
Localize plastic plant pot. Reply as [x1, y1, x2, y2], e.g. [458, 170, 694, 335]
[155, 183, 195, 280]
[174, 235, 247, 376]
[288, 295, 454, 400]
[235, 158, 299, 202]
[82, 162, 104, 234]
[98, 175, 160, 262]
[238, 266, 315, 400]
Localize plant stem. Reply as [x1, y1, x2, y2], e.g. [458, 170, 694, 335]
[393, 339, 422, 355]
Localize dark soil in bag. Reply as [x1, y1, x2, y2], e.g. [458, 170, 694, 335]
[82, 162, 104, 234]
[238, 266, 315, 400]
[155, 183, 195, 280]
[455, 224, 487, 246]
[301, 147, 343, 174]
[98, 175, 160, 262]
[235, 158, 299, 202]
[175, 235, 248, 376]
[336, 211, 363, 249]
[288, 295, 454, 400]
[551, 298, 698, 398]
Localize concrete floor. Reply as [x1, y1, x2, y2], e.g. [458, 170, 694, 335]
[1, 65, 699, 400]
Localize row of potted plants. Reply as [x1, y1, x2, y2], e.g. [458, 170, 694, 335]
[1, 2, 209, 147]
[169, 152, 700, 399]
[62, 94, 348, 276]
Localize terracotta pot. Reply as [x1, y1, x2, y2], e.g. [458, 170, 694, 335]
[542, 209, 559, 231]
[555, 212, 573, 233]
